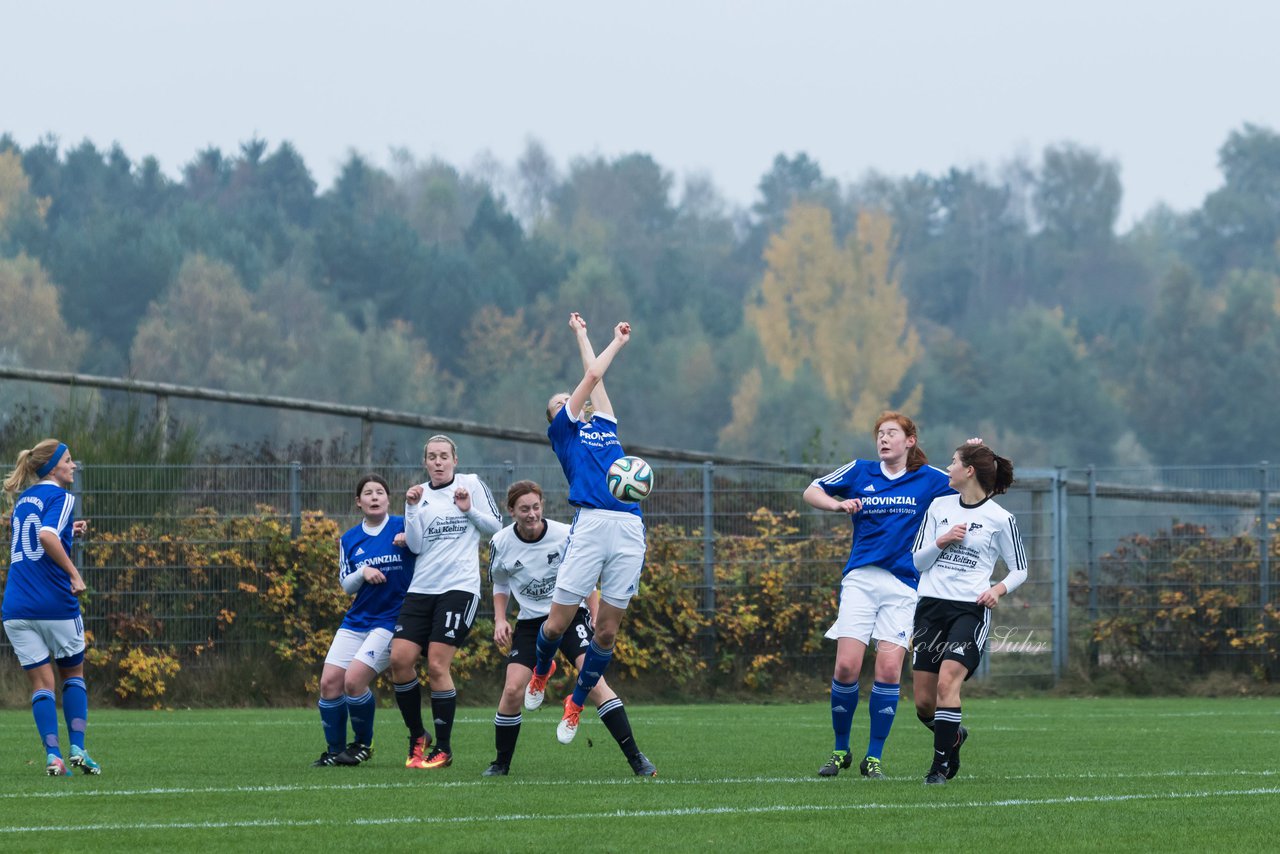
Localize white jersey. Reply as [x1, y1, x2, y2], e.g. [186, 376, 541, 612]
[488, 519, 574, 620]
[912, 494, 1028, 602]
[404, 473, 502, 596]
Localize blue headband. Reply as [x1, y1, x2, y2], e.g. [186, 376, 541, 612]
[36, 443, 68, 478]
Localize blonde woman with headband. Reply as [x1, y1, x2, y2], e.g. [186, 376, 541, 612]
[389, 435, 501, 771]
[2, 439, 100, 776]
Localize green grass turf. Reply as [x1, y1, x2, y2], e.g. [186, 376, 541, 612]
[0, 697, 1277, 852]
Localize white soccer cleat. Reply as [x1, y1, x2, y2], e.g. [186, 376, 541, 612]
[557, 696, 583, 744]
[524, 659, 556, 711]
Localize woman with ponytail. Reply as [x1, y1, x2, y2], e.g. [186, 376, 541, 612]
[2, 439, 100, 776]
[803, 412, 962, 781]
[910, 442, 1028, 785]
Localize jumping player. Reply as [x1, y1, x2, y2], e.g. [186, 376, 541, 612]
[312, 474, 413, 767]
[524, 313, 649, 758]
[390, 435, 501, 770]
[484, 480, 655, 777]
[804, 414, 970, 780]
[2, 439, 99, 776]
[911, 443, 1027, 784]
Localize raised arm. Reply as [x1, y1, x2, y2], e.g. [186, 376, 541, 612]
[569, 312, 614, 419]
[567, 321, 630, 422]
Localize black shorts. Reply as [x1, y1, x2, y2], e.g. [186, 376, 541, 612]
[911, 596, 991, 680]
[393, 591, 480, 650]
[506, 608, 593, 668]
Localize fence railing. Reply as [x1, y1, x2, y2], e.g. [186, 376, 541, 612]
[6, 461, 1277, 685]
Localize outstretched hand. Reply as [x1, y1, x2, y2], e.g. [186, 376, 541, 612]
[614, 321, 631, 344]
[569, 312, 587, 333]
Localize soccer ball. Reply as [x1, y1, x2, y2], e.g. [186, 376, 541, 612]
[606, 456, 653, 502]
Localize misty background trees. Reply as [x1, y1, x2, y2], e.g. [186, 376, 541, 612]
[2, 124, 1279, 466]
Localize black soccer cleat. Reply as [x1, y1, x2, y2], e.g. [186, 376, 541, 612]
[334, 742, 372, 766]
[628, 752, 658, 777]
[859, 756, 885, 779]
[482, 761, 510, 777]
[947, 725, 968, 780]
[818, 750, 853, 777]
[312, 751, 340, 767]
[924, 769, 948, 786]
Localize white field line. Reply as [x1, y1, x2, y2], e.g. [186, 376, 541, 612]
[2, 787, 1279, 834]
[2, 768, 1276, 802]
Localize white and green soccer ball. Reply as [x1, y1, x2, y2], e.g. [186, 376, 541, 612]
[606, 456, 654, 502]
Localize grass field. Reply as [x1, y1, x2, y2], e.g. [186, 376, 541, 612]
[1, 696, 1277, 852]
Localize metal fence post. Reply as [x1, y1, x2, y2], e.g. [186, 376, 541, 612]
[290, 461, 302, 539]
[1087, 465, 1098, 669]
[155, 394, 169, 461]
[1052, 467, 1068, 683]
[360, 419, 374, 467]
[1261, 461, 1271, 608]
[702, 461, 716, 665]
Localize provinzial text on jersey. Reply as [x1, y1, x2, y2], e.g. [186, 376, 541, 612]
[860, 496, 919, 507]
[577, 429, 620, 448]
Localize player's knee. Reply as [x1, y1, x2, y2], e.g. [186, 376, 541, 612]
[426, 659, 452, 683]
[319, 671, 344, 696]
[592, 625, 617, 648]
[501, 684, 524, 709]
[832, 659, 860, 683]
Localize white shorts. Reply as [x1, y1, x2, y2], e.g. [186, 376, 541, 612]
[824, 566, 918, 648]
[552, 509, 647, 610]
[323, 627, 393, 673]
[3, 617, 86, 668]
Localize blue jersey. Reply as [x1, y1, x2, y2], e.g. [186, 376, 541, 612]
[813, 459, 953, 589]
[3, 482, 79, 621]
[548, 407, 642, 517]
[338, 516, 413, 632]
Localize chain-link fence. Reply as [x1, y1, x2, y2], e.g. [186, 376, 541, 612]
[6, 461, 1277, 686]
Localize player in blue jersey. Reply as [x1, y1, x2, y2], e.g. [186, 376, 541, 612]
[2, 439, 99, 777]
[312, 474, 414, 767]
[484, 480, 656, 777]
[524, 313, 649, 750]
[804, 413, 967, 780]
[911, 443, 1027, 785]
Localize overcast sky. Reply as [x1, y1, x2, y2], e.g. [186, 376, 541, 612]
[5, 0, 1279, 228]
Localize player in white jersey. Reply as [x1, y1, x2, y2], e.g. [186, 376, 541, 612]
[910, 442, 1027, 785]
[483, 480, 655, 777]
[389, 434, 502, 771]
[2, 439, 97, 776]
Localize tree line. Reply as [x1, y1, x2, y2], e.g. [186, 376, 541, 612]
[1, 126, 1278, 467]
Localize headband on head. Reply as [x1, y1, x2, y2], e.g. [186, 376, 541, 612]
[36, 443, 68, 478]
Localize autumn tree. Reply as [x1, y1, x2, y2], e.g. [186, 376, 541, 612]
[129, 254, 278, 391]
[0, 254, 88, 370]
[739, 204, 920, 434]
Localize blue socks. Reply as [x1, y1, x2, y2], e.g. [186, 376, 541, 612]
[318, 696, 348, 754]
[32, 690, 60, 757]
[830, 679, 859, 752]
[346, 690, 376, 745]
[571, 641, 613, 707]
[62, 677, 88, 750]
[533, 625, 560, 677]
[866, 681, 900, 760]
